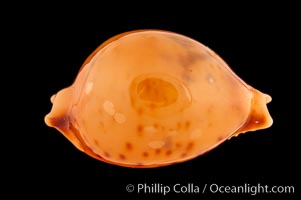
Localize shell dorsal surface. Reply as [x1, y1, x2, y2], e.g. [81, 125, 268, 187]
[45, 30, 273, 168]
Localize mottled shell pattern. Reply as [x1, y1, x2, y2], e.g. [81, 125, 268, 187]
[45, 30, 273, 168]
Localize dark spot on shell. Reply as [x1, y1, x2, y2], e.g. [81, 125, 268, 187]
[175, 142, 182, 149]
[166, 150, 172, 156]
[217, 136, 224, 142]
[119, 154, 126, 160]
[185, 121, 191, 129]
[149, 103, 156, 109]
[142, 152, 149, 157]
[153, 123, 159, 129]
[186, 142, 194, 151]
[181, 152, 187, 158]
[155, 149, 161, 155]
[137, 124, 143, 136]
[137, 124, 143, 132]
[137, 107, 144, 115]
[94, 139, 99, 147]
[104, 152, 111, 158]
[126, 142, 133, 151]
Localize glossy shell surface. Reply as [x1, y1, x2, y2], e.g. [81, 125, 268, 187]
[45, 30, 273, 168]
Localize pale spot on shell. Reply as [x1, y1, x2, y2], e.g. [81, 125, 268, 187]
[103, 100, 115, 116]
[207, 75, 215, 84]
[143, 126, 158, 133]
[85, 82, 93, 94]
[189, 129, 203, 139]
[114, 112, 126, 124]
[148, 140, 165, 149]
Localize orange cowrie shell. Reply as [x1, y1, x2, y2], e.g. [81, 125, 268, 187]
[45, 30, 273, 168]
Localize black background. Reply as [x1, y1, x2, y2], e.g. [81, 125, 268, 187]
[5, 3, 298, 199]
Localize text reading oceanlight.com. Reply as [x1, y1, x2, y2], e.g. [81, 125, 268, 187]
[125, 183, 295, 196]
